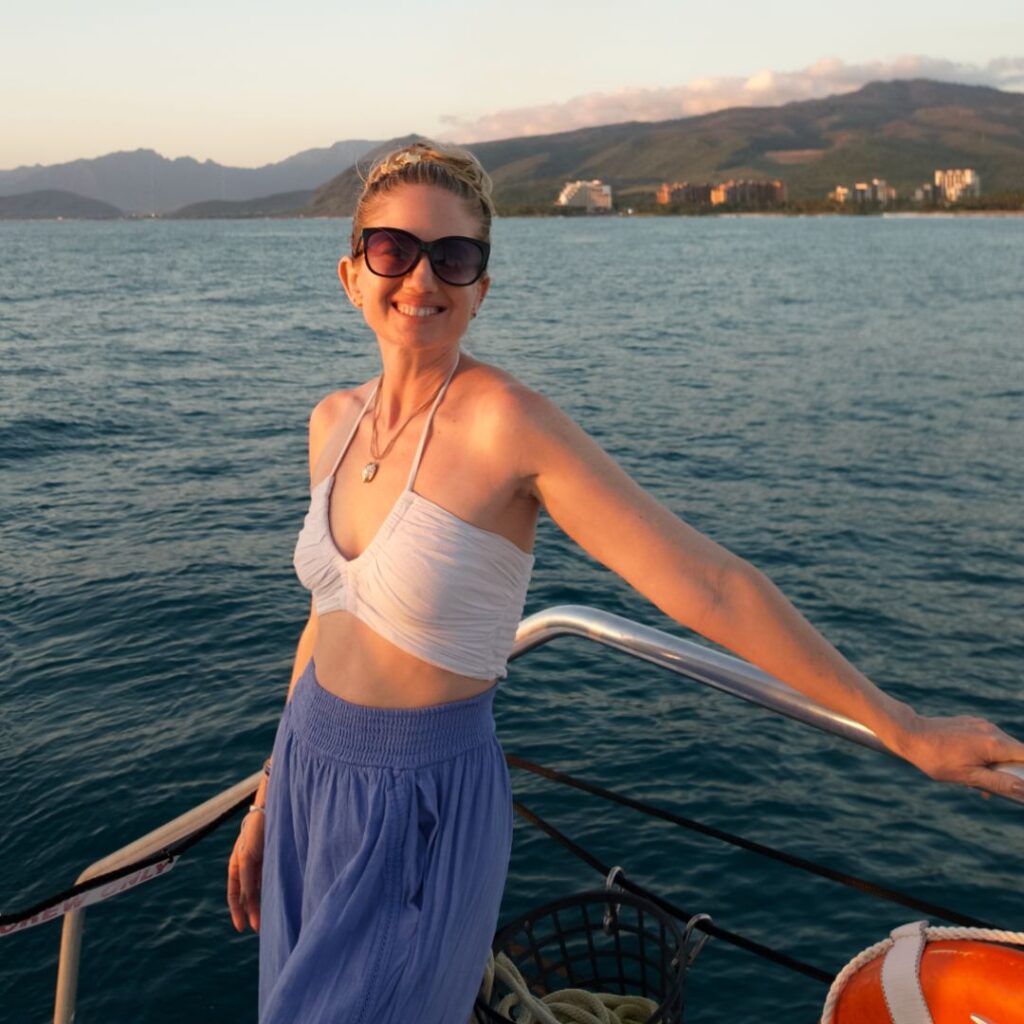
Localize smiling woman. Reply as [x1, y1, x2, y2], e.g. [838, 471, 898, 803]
[224, 138, 1024, 1024]
[337, 146, 495, 351]
[340, 198, 490, 345]
[230, 141, 535, 1024]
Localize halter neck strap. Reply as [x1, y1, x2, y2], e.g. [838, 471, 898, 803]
[406, 354, 460, 491]
[325, 381, 379, 481]
[322, 355, 460, 489]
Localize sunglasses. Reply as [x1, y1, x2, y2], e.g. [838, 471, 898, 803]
[356, 227, 490, 286]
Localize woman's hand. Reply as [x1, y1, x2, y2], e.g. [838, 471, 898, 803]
[895, 712, 1024, 802]
[227, 810, 264, 932]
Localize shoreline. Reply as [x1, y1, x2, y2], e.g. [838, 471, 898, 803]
[4, 208, 1024, 223]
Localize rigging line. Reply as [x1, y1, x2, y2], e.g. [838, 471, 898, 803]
[507, 755, 996, 930]
[513, 798, 835, 985]
[0, 847, 178, 930]
[0, 790, 253, 928]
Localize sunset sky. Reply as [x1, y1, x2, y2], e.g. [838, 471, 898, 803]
[3, 0, 1022, 168]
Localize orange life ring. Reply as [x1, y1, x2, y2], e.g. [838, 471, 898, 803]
[832, 940, 1024, 1023]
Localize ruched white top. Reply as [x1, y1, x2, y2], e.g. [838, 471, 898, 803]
[293, 360, 535, 680]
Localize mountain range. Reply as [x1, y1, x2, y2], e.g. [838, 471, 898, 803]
[0, 140, 378, 214]
[3, 80, 1022, 219]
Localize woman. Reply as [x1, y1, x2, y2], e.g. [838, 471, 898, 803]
[227, 140, 1024, 1023]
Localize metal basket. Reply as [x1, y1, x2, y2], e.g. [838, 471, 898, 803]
[473, 875, 708, 1024]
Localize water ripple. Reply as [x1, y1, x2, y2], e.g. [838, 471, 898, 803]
[1, 216, 1022, 1023]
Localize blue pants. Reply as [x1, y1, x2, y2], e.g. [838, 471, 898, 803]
[258, 657, 513, 1023]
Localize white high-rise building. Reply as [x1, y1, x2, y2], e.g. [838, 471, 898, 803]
[934, 168, 981, 203]
[555, 180, 613, 212]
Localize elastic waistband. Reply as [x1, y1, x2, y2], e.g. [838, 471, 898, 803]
[287, 657, 499, 769]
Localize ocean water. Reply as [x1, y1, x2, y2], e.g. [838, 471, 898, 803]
[1, 215, 1022, 1023]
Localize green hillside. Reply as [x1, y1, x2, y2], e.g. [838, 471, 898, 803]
[0, 189, 123, 219]
[169, 189, 314, 218]
[305, 135, 424, 219]
[305, 80, 1024, 213]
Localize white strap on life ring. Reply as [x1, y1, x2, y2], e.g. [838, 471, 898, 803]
[880, 920, 935, 1024]
[821, 922, 1024, 1024]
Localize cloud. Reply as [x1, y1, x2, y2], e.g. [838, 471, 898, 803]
[441, 56, 1024, 143]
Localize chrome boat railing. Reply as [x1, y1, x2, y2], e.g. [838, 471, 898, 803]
[48, 604, 1024, 1023]
[514, 605, 889, 753]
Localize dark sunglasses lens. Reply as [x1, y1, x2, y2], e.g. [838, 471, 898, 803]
[429, 238, 485, 285]
[364, 230, 419, 277]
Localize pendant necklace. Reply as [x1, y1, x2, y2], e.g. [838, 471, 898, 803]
[361, 363, 454, 483]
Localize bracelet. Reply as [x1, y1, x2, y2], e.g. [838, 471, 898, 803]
[240, 804, 266, 833]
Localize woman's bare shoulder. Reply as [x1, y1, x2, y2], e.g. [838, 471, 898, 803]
[307, 380, 376, 482]
[308, 384, 364, 436]
[455, 356, 573, 493]
[457, 356, 550, 423]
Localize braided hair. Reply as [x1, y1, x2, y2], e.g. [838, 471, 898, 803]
[351, 140, 495, 253]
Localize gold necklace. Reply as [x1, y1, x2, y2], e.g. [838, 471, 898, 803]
[361, 367, 451, 483]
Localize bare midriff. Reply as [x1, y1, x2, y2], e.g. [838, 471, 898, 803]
[312, 611, 496, 708]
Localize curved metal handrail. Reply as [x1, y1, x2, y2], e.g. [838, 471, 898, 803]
[514, 605, 888, 750]
[49, 604, 1023, 1022]
[512, 604, 1023, 778]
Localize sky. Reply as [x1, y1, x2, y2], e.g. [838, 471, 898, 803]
[3, 0, 1023, 169]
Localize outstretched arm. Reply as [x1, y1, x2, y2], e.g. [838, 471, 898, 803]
[505, 385, 1024, 802]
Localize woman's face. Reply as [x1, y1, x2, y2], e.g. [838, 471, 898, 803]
[338, 184, 490, 356]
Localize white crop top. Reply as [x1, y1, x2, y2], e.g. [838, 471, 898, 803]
[293, 360, 535, 680]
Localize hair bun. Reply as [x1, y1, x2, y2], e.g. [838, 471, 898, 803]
[351, 139, 495, 251]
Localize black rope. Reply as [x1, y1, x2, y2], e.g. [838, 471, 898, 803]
[513, 799, 835, 984]
[508, 755, 997, 930]
[3, 748, 1001, 951]
[0, 789, 253, 929]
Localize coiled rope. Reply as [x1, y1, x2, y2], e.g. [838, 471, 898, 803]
[477, 949, 659, 1024]
[819, 926, 1024, 1024]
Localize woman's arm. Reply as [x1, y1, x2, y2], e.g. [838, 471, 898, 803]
[503, 385, 1024, 801]
[253, 391, 339, 799]
[247, 605, 316, 814]
[277, 388, 349, 703]
[228, 390, 353, 932]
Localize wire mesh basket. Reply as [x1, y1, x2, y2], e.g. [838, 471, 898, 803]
[473, 882, 706, 1024]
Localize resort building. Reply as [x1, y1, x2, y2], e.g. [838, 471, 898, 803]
[656, 178, 786, 208]
[656, 182, 713, 206]
[912, 169, 981, 205]
[709, 179, 787, 207]
[555, 180, 613, 212]
[828, 178, 896, 206]
[934, 168, 981, 203]
[858, 179, 896, 205]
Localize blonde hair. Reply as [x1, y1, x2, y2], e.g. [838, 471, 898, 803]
[351, 139, 495, 252]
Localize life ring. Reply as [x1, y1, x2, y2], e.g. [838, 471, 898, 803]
[824, 921, 1024, 1024]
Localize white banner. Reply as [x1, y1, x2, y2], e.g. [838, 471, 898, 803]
[0, 856, 177, 938]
